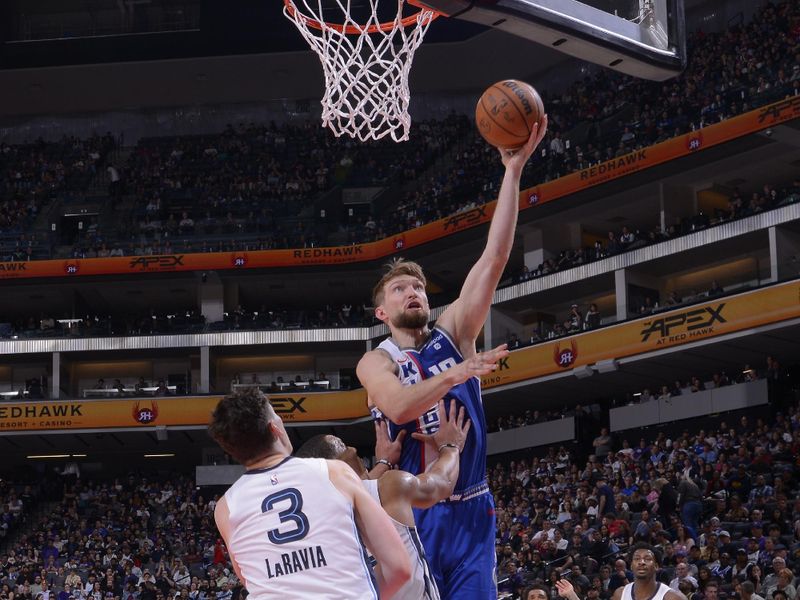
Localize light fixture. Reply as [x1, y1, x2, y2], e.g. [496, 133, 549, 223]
[144, 453, 175, 458]
[595, 359, 619, 374]
[27, 454, 70, 459]
[573, 365, 594, 379]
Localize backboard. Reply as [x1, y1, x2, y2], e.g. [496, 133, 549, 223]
[418, 0, 686, 81]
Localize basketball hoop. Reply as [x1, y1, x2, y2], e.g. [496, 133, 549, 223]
[283, 0, 440, 143]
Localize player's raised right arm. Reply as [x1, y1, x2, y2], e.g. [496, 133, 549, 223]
[357, 346, 508, 424]
[328, 459, 411, 599]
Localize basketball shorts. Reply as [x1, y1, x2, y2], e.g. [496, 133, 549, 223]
[413, 488, 496, 600]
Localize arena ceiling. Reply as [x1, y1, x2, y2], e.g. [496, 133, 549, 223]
[0, 0, 721, 118]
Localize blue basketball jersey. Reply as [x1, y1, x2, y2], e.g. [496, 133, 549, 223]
[371, 327, 487, 493]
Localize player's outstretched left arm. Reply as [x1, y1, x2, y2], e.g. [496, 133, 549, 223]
[376, 399, 469, 527]
[438, 116, 548, 352]
[387, 399, 470, 510]
[407, 398, 470, 506]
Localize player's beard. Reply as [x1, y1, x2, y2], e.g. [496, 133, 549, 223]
[392, 308, 429, 330]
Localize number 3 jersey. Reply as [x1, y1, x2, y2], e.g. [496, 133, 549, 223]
[373, 327, 488, 494]
[223, 456, 378, 600]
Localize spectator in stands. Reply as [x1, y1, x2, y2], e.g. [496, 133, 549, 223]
[585, 304, 601, 329]
[741, 580, 765, 600]
[690, 377, 706, 392]
[568, 305, 583, 332]
[765, 569, 797, 600]
[639, 296, 658, 315]
[763, 559, 789, 592]
[733, 549, 755, 582]
[619, 227, 636, 249]
[666, 291, 682, 306]
[606, 232, 622, 255]
[765, 356, 782, 383]
[671, 561, 699, 591]
[178, 213, 194, 236]
[596, 477, 616, 517]
[653, 478, 678, 526]
[708, 281, 724, 298]
[678, 474, 704, 536]
[134, 377, 148, 394]
[593, 428, 613, 461]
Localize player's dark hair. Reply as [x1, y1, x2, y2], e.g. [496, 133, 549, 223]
[522, 583, 551, 600]
[372, 258, 427, 306]
[295, 434, 343, 460]
[208, 388, 276, 465]
[628, 542, 661, 566]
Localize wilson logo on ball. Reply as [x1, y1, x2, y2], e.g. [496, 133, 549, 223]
[553, 340, 578, 368]
[476, 80, 544, 150]
[132, 401, 159, 424]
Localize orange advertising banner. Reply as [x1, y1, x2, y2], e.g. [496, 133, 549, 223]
[0, 389, 369, 432]
[481, 279, 800, 390]
[1, 97, 797, 282]
[2, 283, 796, 431]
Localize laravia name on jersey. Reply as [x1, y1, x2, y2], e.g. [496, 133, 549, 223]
[265, 545, 328, 579]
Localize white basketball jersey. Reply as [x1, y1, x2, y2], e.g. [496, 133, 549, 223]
[362, 479, 440, 600]
[224, 457, 377, 600]
[621, 582, 671, 600]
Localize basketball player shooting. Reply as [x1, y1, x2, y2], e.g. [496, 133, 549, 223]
[357, 116, 548, 599]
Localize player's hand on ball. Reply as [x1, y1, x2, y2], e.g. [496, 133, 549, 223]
[374, 418, 406, 465]
[500, 114, 548, 173]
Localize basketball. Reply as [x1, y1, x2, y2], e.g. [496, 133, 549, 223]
[475, 80, 545, 150]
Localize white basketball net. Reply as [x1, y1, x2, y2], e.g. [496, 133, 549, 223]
[283, 0, 437, 142]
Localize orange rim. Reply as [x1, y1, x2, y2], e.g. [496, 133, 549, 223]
[283, 0, 440, 35]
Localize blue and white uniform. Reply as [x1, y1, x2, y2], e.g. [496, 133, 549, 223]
[371, 326, 496, 599]
[224, 457, 378, 600]
[362, 479, 440, 600]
